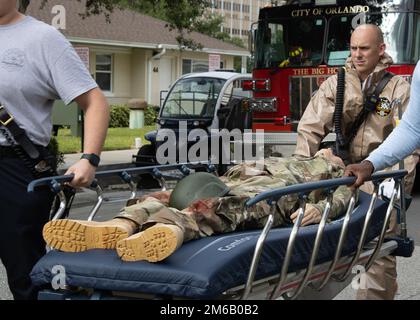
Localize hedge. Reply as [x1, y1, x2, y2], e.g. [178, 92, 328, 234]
[109, 104, 158, 128]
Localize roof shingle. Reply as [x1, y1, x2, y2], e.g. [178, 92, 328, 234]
[27, 0, 249, 55]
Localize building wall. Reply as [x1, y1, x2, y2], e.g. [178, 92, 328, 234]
[211, 0, 268, 41]
[112, 52, 132, 104]
[130, 49, 148, 102]
[74, 43, 237, 106]
[78, 44, 135, 105]
[149, 54, 161, 106]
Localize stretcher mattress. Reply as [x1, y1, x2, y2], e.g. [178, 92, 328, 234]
[30, 192, 389, 299]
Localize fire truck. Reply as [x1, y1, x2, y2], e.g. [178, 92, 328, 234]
[243, 0, 419, 132]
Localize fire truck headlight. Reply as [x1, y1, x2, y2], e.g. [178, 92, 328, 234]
[241, 80, 254, 91]
[255, 79, 271, 92]
[263, 102, 272, 109]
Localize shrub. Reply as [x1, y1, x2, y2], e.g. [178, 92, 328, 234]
[145, 105, 159, 126]
[109, 104, 158, 128]
[109, 105, 130, 128]
[48, 136, 64, 168]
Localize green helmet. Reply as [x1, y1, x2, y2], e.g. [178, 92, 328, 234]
[169, 172, 230, 210]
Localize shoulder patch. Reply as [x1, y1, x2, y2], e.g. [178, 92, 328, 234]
[375, 97, 391, 117]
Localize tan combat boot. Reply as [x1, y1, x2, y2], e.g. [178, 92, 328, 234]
[43, 218, 137, 252]
[116, 223, 184, 262]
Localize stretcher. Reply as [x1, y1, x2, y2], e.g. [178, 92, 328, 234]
[27, 163, 414, 300]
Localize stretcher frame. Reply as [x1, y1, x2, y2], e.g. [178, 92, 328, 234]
[28, 162, 412, 300]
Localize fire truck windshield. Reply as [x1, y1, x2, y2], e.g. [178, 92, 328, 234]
[255, 17, 326, 69]
[161, 77, 225, 119]
[255, 12, 420, 69]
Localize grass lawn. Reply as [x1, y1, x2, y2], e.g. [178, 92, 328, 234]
[56, 126, 156, 154]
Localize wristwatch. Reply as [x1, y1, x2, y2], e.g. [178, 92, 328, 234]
[80, 153, 100, 167]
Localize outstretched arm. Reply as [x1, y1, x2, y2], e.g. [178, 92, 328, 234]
[65, 88, 109, 187]
[290, 185, 354, 226]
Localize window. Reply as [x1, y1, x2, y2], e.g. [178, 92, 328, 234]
[221, 79, 252, 106]
[232, 28, 241, 35]
[161, 77, 226, 118]
[224, 2, 231, 10]
[95, 54, 112, 92]
[182, 59, 209, 74]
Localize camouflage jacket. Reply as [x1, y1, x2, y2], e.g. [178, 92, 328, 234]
[220, 155, 353, 223]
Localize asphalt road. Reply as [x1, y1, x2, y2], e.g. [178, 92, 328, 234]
[1, 186, 420, 300]
[335, 185, 420, 300]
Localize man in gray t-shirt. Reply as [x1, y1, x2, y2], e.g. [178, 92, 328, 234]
[0, 1, 109, 300]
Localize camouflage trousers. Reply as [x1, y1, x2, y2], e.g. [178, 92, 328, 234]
[116, 191, 290, 242]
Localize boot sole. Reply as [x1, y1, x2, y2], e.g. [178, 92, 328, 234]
[116, 225, 178, 262]
[43, 220, 129, 252]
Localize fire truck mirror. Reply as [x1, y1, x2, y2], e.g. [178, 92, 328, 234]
[249, 30, 256, 54]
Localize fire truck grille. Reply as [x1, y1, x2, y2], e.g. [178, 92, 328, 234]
[290, 76, 324, 124]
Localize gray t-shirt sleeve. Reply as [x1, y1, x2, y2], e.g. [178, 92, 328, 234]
[0, 16, 101, 146]
[50, 46, 98, 105]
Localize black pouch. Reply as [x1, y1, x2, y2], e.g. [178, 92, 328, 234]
[37, 146, 76, 220]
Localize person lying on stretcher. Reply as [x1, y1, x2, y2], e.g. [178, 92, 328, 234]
[43, 149, 352, 262]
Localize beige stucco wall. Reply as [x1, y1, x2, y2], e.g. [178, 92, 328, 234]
[130, 49, 148, 102]
[78, 44, 135, 105]
[73, 43, 239, 107]
[149, 52, 160, 106]
[111, 52, 132, 104]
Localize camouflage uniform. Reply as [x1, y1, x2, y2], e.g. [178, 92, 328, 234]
[116, 155, 352, 243]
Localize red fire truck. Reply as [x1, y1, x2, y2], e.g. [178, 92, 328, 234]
[243, 0, 419, 132]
